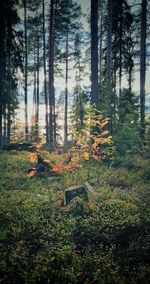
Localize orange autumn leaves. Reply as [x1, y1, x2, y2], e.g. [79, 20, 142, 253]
[27, 151, 80, 178]
[85, 113, 113, 161]
[27, 168, 36, 178]
[52, 161, 79, 173]
[27, 107, 113, 178]
[28, 153, 37, 163]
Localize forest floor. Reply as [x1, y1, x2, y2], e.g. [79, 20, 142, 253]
[0, 150, 150, 283]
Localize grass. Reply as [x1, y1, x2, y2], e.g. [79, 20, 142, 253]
[0, 150, 150, 283]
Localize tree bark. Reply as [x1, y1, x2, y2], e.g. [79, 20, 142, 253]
[7, 107, 11, 145]
[42, 0, 49, 143]
[91, 0, 99, 108]
[106, 0, 112, 93]
[64, 26, 69, 146]
[33, 42, 36, 127]
[140, 0, 147, 138]
[36, 33, 40, 140]
[106, 0, 112, 133]
[24, 0, 29, 141]
[0, 4, 4, 148]
[49, 0, 55, 148]
[112, 34, 117, 128]
[99, 2, 103, 98]
[119, 0, 123, 99]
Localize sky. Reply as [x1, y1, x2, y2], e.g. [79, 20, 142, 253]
[78, 0, 90, 11]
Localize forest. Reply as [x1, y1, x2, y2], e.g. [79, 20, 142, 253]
[0, 0, 150, 283]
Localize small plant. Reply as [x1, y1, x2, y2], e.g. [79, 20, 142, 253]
[71, 105, 114, 161]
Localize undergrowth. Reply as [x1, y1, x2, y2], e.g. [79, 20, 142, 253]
[0, 150, 149, 283]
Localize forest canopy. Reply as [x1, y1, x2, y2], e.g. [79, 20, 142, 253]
[0, 0, 149, 151]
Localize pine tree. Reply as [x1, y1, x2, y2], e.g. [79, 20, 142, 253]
[42, 0, 49, 143]
[140, 0, 147, 138]
[106, 0, 112, 133]
[91, 0, 99, 108]
[111, 0, 134, 98]
[23, 0, 29, 141]
[48, 0, 55, 148]
[27, 0, 43, 141]
[54, 0, 81, 146]
[0, 0, 22, 148]
[114, 89, 140, 155]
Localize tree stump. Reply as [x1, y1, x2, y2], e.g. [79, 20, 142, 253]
[64, 185, 88, 206]
[63, 182, 94, 206]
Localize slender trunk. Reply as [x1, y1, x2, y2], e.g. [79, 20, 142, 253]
[119, 0, 123, 99]
[128, 31, 133, 92]
[113, 35, 117, 128]
[24, 0, 28, 141]
[106, 0, 112, 92]
[113, 67, 117, 127]
[0, 78, 3, 148]
[0, 111, 2, 148]
[13, 114, 16, 142]
[99, 4, 103, 98]
[36, 33, 40, 140]
[91, 0, 99, 108]
[42, 0, 49, 143]
[49, 0, 55, 148]
[33, 43, 36, 119]
[129, 65, 132, 92]
[32, 43, 36, 139]
[140, 0, 147, 138]
[53, 90, 56, 143]
[78, 62, 83, 129]
[3, 105, 7, 145]
[53, 0, 59, 145]
[64, 27, 69, 146]
[106, 0, 112, 133]
[0, 4, 5, 148]
[7, 107, 11, 145]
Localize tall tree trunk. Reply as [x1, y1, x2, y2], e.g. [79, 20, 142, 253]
[0, 73, 3, 148]
[33, 43, 36, 126]
[7, 107, 11, 145]
[140, 0, 147, 138]
[24, 0, 28, 141]
[112, 34, 117, 128]
[0, 1, 6, 148]
[119, 1, 123, 99]
[91, 0, 99, 108]
[53, 89, 56, 144]
[36, 34, 40, 140]
[42, 0, 49, 143]
[106, 0, 112, 133]
[99, 2, 103, 98]
[0, 85, 3, 148]
[77, 59, 83, 129]
[64, 27, 69, 146]
[106, 0, 112, 92]
[49, 0, 55, 148]
[3, 105, 7, 145]
[129, 65, 132, 92]
[31, 44, 37, 141]
[113, 67, 117, 127]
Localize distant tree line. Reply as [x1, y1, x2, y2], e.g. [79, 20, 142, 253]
[0, 0, 149, 154]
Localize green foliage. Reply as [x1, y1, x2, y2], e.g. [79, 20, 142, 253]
[71, 104, 114, 163]
[71, 89, 88, 136]
[114, 89, 140, 155]
[0, 151, 149, 283]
